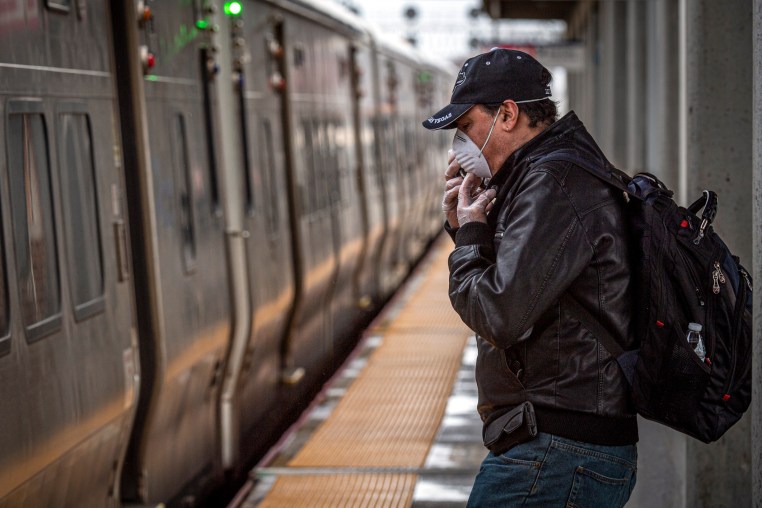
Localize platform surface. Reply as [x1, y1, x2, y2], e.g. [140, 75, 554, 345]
[233, 236, 486, 508]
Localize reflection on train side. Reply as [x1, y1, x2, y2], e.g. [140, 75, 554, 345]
[0, 0, 454, 505]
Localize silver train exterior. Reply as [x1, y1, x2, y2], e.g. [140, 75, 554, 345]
[0, 0, 454, 506]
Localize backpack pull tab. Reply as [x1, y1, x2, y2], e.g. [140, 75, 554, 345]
[689, 190, 717, 245]
[693, 219, 708, 245]
[712, 261, 726, 294]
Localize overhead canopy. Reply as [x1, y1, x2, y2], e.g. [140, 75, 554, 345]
[482, 0, 578, 21]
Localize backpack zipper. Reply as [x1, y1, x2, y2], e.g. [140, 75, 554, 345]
[721, 273, 749, 401]
[740, 267, 752, 292]
[705, 248, 722, 360]
[677, 249, 705, 306]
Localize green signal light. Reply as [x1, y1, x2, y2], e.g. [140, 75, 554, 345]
[196, 19, 209, 30]
[224, 1, 243, 16]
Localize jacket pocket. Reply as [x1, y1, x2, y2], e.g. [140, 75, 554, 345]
[476, 338, 526, 409]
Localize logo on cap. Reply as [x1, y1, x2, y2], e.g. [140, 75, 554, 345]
[452, 62, 468, 90]
[454, 68, 467, 88]
[427, 112, 452, 124]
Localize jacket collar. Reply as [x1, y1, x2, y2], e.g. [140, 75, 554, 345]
[489, 111, 587, 189]
[485, 111, 607, 229]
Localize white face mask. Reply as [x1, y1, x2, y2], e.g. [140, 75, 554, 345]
[451, 111, 500, 180]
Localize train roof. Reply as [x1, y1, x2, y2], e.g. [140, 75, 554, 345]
[417, 50, 458, 77]
[374, 31, 421, 64]
[277, 0, 455, 75]
[284, 0, 374, 41]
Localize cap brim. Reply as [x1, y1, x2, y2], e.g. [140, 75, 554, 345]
[421, 103, 472, 130]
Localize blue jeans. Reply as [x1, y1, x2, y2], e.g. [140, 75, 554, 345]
[467, 433, 637, 507]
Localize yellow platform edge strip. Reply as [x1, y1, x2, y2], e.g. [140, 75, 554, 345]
[259, 237, 471, 507]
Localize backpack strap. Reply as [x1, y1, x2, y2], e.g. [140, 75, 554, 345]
[532, 150, 641, 201]
[561, 294, 625, 358]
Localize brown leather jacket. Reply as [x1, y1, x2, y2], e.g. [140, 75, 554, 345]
[448, 112, 638, 445]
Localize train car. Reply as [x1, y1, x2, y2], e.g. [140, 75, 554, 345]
[109, 0, 236, 502]
[0, 2, 137, 505]
[417, 55, 459, 240]
[0, 0, 453, 505]
[221, 0, 378, 475]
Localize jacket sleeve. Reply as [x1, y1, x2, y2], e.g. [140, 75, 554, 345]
[448, 169, 594, 348]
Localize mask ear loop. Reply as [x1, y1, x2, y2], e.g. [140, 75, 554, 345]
[478, 110, 501, 159]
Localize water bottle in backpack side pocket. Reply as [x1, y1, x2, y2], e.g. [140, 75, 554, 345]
[687, 322, 706, 361]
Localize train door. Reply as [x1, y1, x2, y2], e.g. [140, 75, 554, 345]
[349, 42, 384, 312]
[419, 67, 448, 238]
[112, 1, 232, 503]
[277, 13, 342, 391]
[396, 64, 421, 263]
[375, 56, 406, 299]
[325, 36, 367, 354]
[0, 1, 137, 505]
[226, 7, 297, 467]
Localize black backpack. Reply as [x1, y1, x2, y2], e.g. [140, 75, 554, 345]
[538, 150, 753, 443]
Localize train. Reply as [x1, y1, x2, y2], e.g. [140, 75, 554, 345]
[0, 0, 454, 505]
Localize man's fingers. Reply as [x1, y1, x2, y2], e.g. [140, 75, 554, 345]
[445, 158, 460, 180]
[445, 176, 463, 191]
[443, 185, 460, 206]
[460, 173, 480, 193]
[458, 175, 477, 205]
[445, 150, 459, 180]
[475, 188, 497, 206]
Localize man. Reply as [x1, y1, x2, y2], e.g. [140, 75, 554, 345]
[422, 48, 638, 506]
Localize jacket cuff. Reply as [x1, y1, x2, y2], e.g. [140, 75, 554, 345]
[455, 221, 492, 247]
[444, 220, 458, 243]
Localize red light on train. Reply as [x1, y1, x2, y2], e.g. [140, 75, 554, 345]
[270, 73, 286, 91]
[140, 45, 156, 74]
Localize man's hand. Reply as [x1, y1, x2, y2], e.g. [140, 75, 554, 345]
[457, 173, 496, 226]
[442, 150, 463, 227]
[443, 177, 463, 228]
[445, 149, 462, 180]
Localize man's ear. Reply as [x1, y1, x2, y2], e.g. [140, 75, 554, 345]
[500, 100, 519, 130]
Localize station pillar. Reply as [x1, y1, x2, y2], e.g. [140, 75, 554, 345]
[752, 0, 762, 506]
[683, 0, 754, 505]
[597, 1, 627, 167]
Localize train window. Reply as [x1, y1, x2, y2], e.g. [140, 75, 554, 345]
[327, 121, 345, 207]
[172, 114, 197, 272]
[57, 112, 105, 320]
[259, 119, 280, 232]
[315, 122, 327, 211]
[7, 107, 62, 341]
[315, 121, 328, 212]
[301, 120, 315, 214]
[0, 203, 8, 355]
[293, 44, 305, 68]
[199, 50, 221, 216]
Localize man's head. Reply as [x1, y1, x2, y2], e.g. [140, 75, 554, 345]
[423, 48, 557, 176]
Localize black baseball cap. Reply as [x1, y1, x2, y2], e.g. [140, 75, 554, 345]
[422, 48, 552, 130]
